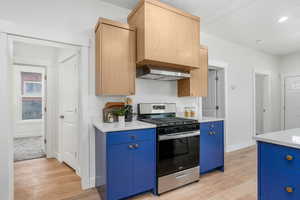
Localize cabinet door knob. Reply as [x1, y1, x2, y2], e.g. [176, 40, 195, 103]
[286, 155, 294, 161]
[128, 144, 134, 149]
[285, 186, 294, 193]
[134, 144, 139, 149]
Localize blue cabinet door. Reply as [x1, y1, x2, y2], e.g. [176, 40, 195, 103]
[106, 128, 156, 200]
[200, 121, 224, 174]
[107, 143, 134, 200]
[133, 140, 156, 193]
[258, 142, 300, 200]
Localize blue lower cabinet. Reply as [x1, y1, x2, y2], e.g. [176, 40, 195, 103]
[133, 140, 156, 193]
[200, 121, 224, 174]
[107, 143, 134, 200]
[101, 128, 156, 200]
[258, 142, 300, 200]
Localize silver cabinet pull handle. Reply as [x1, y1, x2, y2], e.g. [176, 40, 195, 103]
[128, 144, 134, 149]
[134, 144, 139, 149]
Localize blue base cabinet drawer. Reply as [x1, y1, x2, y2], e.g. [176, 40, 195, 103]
[200, 121, 224, 174]
[107, 129, 155, 145]
[95, 128, 156, 200]
[258, 142, 300, 200]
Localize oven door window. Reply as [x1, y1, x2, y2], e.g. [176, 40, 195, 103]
[158, 135, 199, 177]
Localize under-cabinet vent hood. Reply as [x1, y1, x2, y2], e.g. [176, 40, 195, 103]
[136, 65, 191, 81]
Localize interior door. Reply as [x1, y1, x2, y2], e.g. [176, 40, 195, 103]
[203, 69, 217, 117]
[256, 74, 265, 134]
[285, 76, 300, 129]
[59, 54, 79, 170]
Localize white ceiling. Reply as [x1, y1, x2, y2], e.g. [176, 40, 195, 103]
[100, 0, 300, 55]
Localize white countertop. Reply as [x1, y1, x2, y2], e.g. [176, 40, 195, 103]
[177, 114, 224, 123]
[93, 118, 156, 133]
[253, 128, 300, 149]
[198, 116, 225, 123]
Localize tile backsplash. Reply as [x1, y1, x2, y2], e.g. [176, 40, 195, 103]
[90, 79, 202, 120]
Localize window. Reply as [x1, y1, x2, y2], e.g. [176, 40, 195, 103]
[22, 97, 43, 120]
[23, 81, 42, 97]
[21, 72, 43, 120]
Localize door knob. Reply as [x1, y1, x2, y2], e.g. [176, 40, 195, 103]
[60, 115, 65, 119]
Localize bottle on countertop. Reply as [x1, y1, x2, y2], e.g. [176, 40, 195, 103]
[125, 97, 133, 122]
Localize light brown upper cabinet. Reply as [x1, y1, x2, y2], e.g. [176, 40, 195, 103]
[178, 46, 208, 97]
[128, 0, 200, 70]
[95, 18, 136, 96]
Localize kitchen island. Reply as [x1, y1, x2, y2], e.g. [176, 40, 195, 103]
[254, 128, 300, 200]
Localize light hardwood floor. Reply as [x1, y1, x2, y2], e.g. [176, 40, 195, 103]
[15, 146, 257, 200]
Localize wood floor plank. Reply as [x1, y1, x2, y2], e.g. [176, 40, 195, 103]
[15, 146, 257, 200]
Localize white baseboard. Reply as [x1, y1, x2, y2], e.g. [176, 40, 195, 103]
[81, 177, 92, 190]
[14, 133, 43, 138]
[226, 141, 255, 152]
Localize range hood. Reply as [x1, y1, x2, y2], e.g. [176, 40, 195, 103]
[136, 65, 191, 81]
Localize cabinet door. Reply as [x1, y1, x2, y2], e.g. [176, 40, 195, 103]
[200, 122, 224, 173]
[133, 140, 156, 193]
[107, 143, 134, 200]
[177, 46, 208, 97]
[98, 24, 135, 95]
[259, 142, 300, 200]
[145, 2, 200, 68]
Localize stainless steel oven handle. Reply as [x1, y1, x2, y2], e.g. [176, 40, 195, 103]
[158, 131, 200, 141]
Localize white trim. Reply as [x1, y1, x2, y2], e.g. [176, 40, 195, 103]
[0, 23, 89, 47]
[252, 70, 272, 138]
[79, 46, 90, 189]
[0, 32, 14, 200]
[5, 34, 91, 196]
[208, 59, 229, 153]
[10, 35, 82, 50]
[280, 73, 300, 130]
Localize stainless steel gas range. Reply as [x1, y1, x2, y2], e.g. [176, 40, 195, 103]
[137, 103, 200, 194]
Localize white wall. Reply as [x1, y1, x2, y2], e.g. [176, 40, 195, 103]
[280, 51, 300, 75]
[0, 0, 282, 195]
[0, 0, 130, 45]
[201, 33, 281, 151]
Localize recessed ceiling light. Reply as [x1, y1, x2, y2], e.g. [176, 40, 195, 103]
[278, 16, 289, 23]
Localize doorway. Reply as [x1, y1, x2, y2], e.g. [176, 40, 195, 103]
[202, 67, 225, 118]
[283, 75, 300, 130]
[10, 36, 82, 199]
[254, 72, 270, 135]
[13, 65, 46, 162]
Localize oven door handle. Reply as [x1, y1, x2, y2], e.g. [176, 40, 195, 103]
[158, 131, 200, 141]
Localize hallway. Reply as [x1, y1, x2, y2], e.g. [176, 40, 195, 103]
[14, 158, 84, 200]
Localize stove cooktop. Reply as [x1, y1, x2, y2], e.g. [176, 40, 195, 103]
[139, 117, 198, 127]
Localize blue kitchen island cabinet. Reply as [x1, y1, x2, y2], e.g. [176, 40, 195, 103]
[95, 127, 156, 200]
[200, 120, 224, 174]
[255, 128, 300, 200]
